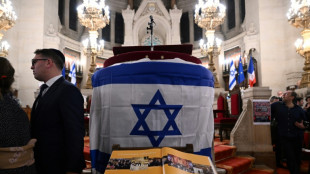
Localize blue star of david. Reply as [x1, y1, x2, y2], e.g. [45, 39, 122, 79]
[230, 70, 236, 76]
[130, 90, 182, 147]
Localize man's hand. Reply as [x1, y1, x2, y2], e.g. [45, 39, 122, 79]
[295, 120, 306, 129]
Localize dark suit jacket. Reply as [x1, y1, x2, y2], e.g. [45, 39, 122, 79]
[31, 77, 85, 174]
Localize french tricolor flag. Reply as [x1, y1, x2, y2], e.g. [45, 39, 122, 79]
[247, 56, 256, 87]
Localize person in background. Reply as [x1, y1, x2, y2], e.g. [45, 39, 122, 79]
[270, 95, 281, 167]
[277, 91, 283, 101]
[271, 91, 305, 173]
[304, 96, 310, 110]
[0, 57, 36, 174]
[30, 49, 85, 174]
[296, 97, 304, 108]
[269, 96, 280, 104]
[306, 96, 310, 105]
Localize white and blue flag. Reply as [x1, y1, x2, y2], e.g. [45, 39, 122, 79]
[229, 60, 237, 90]
[90, 60, 214, 173]
[69, 61, 76, 85]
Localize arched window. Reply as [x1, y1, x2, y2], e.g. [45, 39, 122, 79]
[194, 11, 202, 41]
[115, 12, 124, 44]
[227, 0, 236, 29]
[102, 24, 111, 42]
[69, 0, 77, 31]
[240, 0, 246, 23]
[58, 0, 65, 25]
[180, 12, 189, 43]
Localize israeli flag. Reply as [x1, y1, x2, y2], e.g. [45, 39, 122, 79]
[229, 60, 237, 90]
[69, 62, 76, 85]
[90, 60, 214, 173]
[62, 67, 66, 78]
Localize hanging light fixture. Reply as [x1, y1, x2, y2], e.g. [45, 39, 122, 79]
[287, 0, 310, 87]
[0, 0, 17, 57]
[195, 0, 226, 88]
[77, 0, 110, 89]
[77, 0, 110, 31]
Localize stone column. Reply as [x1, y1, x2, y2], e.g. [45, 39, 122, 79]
[169, 7, 182, 45]
[188, 11, 194, 44]
[122, 6, 135, 46]
[110, 11, 116, 45]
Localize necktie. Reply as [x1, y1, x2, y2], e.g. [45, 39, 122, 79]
[35, 84, 48, 109]
[38, 84, 48, 98]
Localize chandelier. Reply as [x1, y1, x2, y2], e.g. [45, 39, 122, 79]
[0, 0, 16, 57]
[287, 0, 310, 88]
[77, 0, 110, 89]
[194, 0, 226, 30]
[195, 0, 226, 88]
[77, 0, 110, 31]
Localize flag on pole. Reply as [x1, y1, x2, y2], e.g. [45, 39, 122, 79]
[237, 56, 245, 84]
[229, 60, 237, 90]
[248, 56, 256, 87]
[69, 62, 76, 85]
[90, 60, 214, 173]
[62, 67, 66, 78]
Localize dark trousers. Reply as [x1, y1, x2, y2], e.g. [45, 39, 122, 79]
[275, 138, 283, 166]
[280, 136, 303, 174]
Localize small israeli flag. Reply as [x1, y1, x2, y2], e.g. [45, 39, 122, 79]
[62, 67, 66, 78]
[69, 62, 76, 85]
[229, 60, 237, 90]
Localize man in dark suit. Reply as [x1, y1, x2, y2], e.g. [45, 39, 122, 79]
[30, 48, 85, 174]
[271, 91, 305, 173]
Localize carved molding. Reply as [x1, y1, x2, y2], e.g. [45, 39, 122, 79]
[141, 2, 164, 17]
[134, 0, 171, 21]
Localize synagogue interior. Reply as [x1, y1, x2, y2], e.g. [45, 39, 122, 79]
[2, 0, 310, 173]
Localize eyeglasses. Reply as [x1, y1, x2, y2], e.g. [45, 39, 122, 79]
[31, 59, 48, 66]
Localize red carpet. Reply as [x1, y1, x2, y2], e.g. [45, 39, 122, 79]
[214, 137, 230, 146]
[214, 145, 236, 161]
[214, 138, 275, 174]
[243, 168, 274, 174]
[216, 156, 255, 174]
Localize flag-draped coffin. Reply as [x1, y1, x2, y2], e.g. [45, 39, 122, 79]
[90, 61, 214, 173]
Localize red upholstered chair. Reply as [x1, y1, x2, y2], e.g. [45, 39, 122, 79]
[231, 93, 239, 116]
[214, 96, 237, 141]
